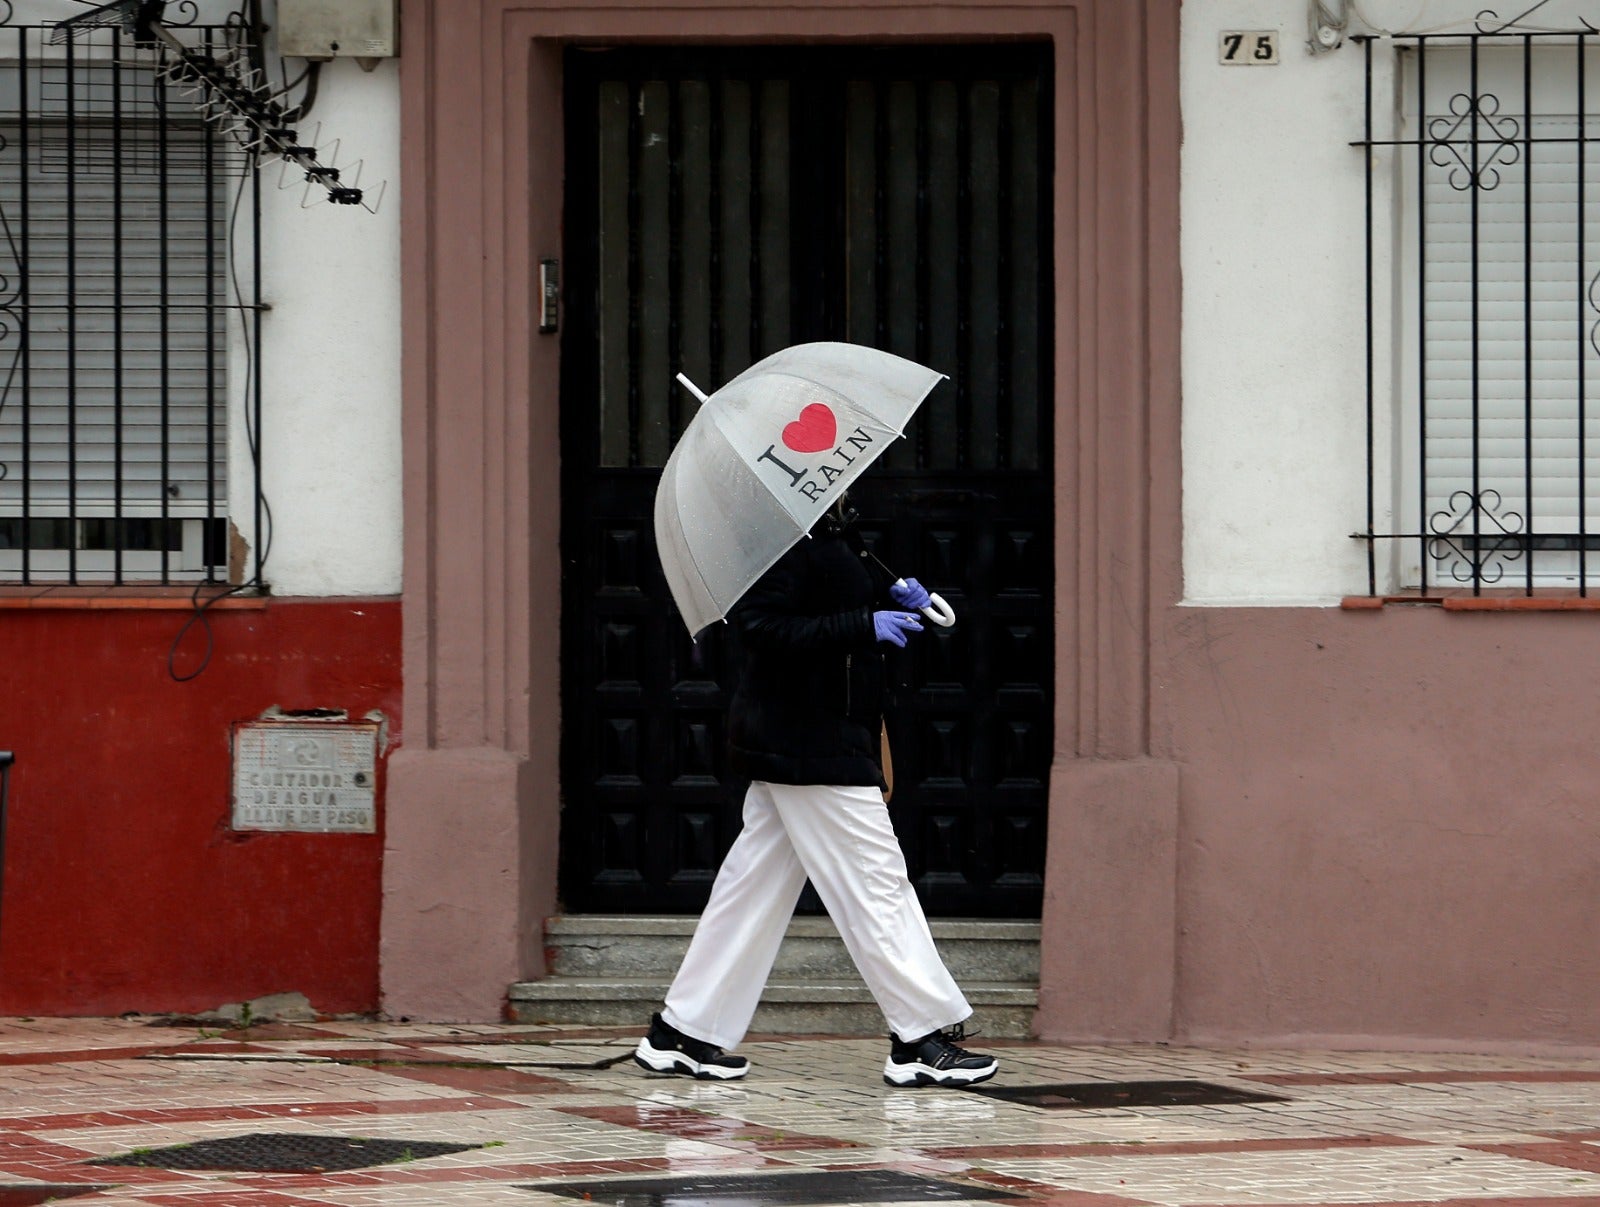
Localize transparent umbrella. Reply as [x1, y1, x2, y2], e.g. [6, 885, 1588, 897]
[654, 341, 955, 638]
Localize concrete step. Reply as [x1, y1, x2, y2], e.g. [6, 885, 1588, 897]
[509, 915, 1040, 1037]
[507, 976, 1037, 1037]
[541, 915, 1041, 981]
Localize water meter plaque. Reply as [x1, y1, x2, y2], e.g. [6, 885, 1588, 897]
[232, 722, 378, 833]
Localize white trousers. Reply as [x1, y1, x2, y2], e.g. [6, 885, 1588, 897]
[661, 780, 971, 1050]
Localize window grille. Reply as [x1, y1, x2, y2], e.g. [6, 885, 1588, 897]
[1356, 28, 1600, 595]
[0, 16, 261, 586]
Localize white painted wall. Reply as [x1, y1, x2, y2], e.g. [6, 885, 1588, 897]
[246, 54, 401, 596]
[1180, 0, 1599, 604]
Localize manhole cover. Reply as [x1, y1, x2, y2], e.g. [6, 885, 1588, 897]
[87, 1132, 479, 1172]
[970, 1079, 1289, 1109]
[0, 1188, 113, 1207]
[528, 1170, 1014, 1206]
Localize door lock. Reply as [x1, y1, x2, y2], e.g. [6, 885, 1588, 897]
[539, 258, 559, 334]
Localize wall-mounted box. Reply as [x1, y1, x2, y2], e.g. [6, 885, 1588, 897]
[232, 720, 379, 834]
[278, 0, 398, 61]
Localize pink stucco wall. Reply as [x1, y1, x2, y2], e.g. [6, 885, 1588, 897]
[1155, 606, 1600, 1049]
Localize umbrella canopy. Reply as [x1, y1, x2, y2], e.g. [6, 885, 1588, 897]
[654, 342, 945, 637]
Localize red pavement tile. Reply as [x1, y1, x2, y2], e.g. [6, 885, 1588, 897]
[0, 1096, 524, 1134]
[0, 1190, 113, 1207]
[0, 1168, 110, 1184]
[0, 1046, 188, 1067]
[959, 1166, 1153, 1206]
[406, 1028, 631, 1044]
[35, 1165, 195, 1186]
[560, 1104, 861, 1150]
[918, 1133, 1430, 1161]
[136, 1194, 345, 1207]
[161, 1037, 284, 1050]
[1245, 1069, 1600, 1086]
[0, 1132, 102, 1164]
[328, 1093, 525, 1117]
[229, 1156, 696, 1187]
[222, 1026, 354, 1043]
[1000, 1194, 1156, 1207]
[372, 1062, 572, 1094]
[305, 1046, 483, 1065]
[1467, 1140, 1600, 1174]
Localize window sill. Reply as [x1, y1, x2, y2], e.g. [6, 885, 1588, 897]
[1342, 591, 1600, 612]
[0, 586, 268, 611]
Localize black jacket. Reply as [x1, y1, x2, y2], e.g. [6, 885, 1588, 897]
[726, 517, 895, 788]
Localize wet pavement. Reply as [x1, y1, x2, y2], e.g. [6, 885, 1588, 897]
[2, 1016, 1599, 1206]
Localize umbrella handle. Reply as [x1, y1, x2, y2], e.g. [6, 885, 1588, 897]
[896, 579, 957, 627]
[921, 592, 957, 627]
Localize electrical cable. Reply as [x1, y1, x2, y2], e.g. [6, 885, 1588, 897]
[168, 132, 271, 682]
[283, 60, 320, 122]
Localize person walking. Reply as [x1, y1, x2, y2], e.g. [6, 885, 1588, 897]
[634, 497, 998, 1088]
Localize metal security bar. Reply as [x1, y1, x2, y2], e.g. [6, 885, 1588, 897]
[1356, 26, 1600, 595]
[0, 14, 261, 586]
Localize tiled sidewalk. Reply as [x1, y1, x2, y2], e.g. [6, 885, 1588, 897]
[1, 1017, 1598, 1207]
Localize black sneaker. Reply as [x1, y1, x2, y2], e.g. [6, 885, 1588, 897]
[883, 1023, 998, 1087]
[634, 1012, 749, 1080]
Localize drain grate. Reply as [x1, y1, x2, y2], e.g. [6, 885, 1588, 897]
[87, 1132, 480, 1172]
[0, 1188, 114, 1207]
[969, 1079, 1289, 1109]
[528, 1169, 1015, 1206]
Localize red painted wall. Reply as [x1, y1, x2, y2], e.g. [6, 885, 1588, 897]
[0, 599, 401, 1017]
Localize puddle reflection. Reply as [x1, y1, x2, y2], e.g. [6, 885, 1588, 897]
[881, 1093, 997, 1125]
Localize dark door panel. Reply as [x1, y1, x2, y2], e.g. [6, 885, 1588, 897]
[560, 45, 1053, 917]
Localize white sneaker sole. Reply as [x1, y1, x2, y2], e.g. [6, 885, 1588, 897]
[883, 1057, 998, 1088]
[634, 1037, 748, 1080]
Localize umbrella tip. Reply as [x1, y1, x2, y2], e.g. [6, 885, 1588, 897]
[675, 372, 710, 403]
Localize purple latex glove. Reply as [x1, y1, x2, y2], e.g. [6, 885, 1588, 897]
[873, 610, 924, 647]
[889, 577, 932, 610]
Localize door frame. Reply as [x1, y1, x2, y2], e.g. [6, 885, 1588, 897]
[388, 0, 1182, 1038]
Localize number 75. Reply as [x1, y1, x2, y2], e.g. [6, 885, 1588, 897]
[1219, 31, 1279, 65]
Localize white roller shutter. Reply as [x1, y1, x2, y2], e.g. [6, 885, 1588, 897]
[1403, 45, 1600, 585]
[0, 75, 228, 526]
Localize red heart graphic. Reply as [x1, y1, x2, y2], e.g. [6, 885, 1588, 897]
[782, 403, 837, 454]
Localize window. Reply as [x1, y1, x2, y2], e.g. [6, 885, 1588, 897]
[0, 20, 253, 585]
[1359, 31, 1600, 594]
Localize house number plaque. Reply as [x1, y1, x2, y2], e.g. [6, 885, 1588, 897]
[232, 721, 378, 833]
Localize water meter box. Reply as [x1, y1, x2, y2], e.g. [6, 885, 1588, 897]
[232, 720, 378, 833]
[277, 0, 398, 61]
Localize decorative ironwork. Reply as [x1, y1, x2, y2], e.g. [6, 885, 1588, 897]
[1475, 3, 1598, 35]
[1427, 490, 1528, 584]
[1585, 263, 1600, 360]
[1428, 92, 1521, 190]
